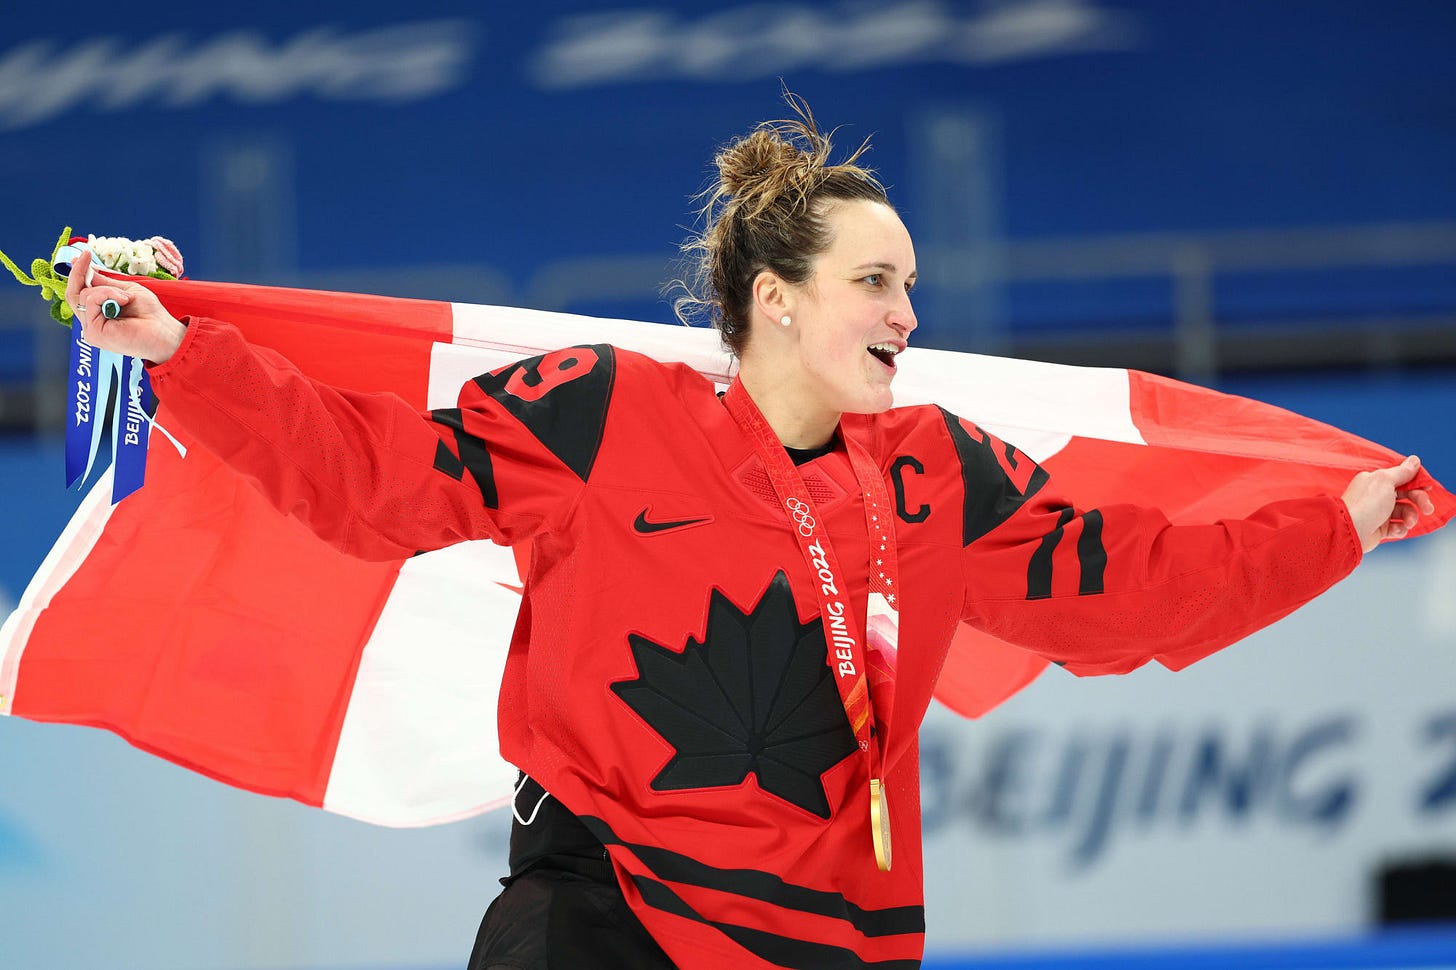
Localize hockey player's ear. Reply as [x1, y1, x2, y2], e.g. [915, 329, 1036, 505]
[750, 270, 793, 333]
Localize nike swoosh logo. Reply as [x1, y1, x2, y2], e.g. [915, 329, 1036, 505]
[633, 509, 714, 535]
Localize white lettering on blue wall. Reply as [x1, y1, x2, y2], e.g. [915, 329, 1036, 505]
[530, 0, 1143, 88]
[920, 715, 1365, 870]
[0, 22, 475, 131]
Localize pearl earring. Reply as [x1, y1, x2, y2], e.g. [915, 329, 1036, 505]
[779, 315, 792, 327]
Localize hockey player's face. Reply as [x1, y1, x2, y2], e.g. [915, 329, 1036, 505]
[792, 200, 919, 415]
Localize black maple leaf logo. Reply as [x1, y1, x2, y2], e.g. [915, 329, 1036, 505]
[611, 571, 858, 818]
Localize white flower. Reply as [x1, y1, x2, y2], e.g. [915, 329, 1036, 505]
[85, 235, 161, 276]
[83, 233, 183, 278]
[87, 235, 127, 270]
[126, 241, 157, 277]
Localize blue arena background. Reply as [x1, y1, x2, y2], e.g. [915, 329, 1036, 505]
[4, 0, 1455, 352]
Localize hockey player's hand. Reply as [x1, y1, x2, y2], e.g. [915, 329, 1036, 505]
[64, 249, 187, 365]
[1342, 455, 1436, 553]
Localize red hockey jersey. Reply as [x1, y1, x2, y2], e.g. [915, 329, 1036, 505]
[148, 317, 1362, 968]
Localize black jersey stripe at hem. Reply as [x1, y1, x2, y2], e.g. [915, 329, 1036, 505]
[579, 815, 924, 939]
[632, 874, 922, 970]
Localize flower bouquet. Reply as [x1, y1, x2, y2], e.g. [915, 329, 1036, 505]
[0, 227, 184, 326]
[0, 229, 187, 502]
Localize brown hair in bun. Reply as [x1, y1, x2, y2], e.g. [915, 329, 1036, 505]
[675, 91, 890, 355]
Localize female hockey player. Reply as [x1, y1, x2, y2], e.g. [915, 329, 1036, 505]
[65, 100, 1433, 969]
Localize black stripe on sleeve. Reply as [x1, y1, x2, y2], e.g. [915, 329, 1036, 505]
[429, 407, 498, 509]
[1077, 509, 1107, 595]
[631, 875, 923, 970]
[1027, 506, 1076, 600]
[432, 439, 465, 481]
[579, 815, 924, 940]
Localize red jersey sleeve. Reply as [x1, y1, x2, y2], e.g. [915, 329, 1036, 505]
[147, 316, 615, 560]
[941, 411, 1364, 675]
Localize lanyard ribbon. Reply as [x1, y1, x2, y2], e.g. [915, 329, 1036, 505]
[65, 321, 160, 503]
[61, 247, 185, 504]
[722, 379, 901, 870]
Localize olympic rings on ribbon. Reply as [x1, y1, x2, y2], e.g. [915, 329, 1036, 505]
[786, 496, 817, 536]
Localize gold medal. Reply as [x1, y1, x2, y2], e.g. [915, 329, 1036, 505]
[869, 777, 892, 871]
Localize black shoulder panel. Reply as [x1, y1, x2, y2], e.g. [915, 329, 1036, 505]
[472, 344, 616, 483]
[938, 407, 1050, 546]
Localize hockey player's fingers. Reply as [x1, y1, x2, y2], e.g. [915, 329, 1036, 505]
[1397, 487, 1436, 517]
[1379, 454, 1422, 489]
[63, 248, 91, 309]
[1343, 457, 1426, 552]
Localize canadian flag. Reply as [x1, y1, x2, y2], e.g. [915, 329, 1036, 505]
[2, 278, 1450, 827]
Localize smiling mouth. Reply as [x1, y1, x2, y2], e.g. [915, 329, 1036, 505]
[868, 343, 900, 369]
